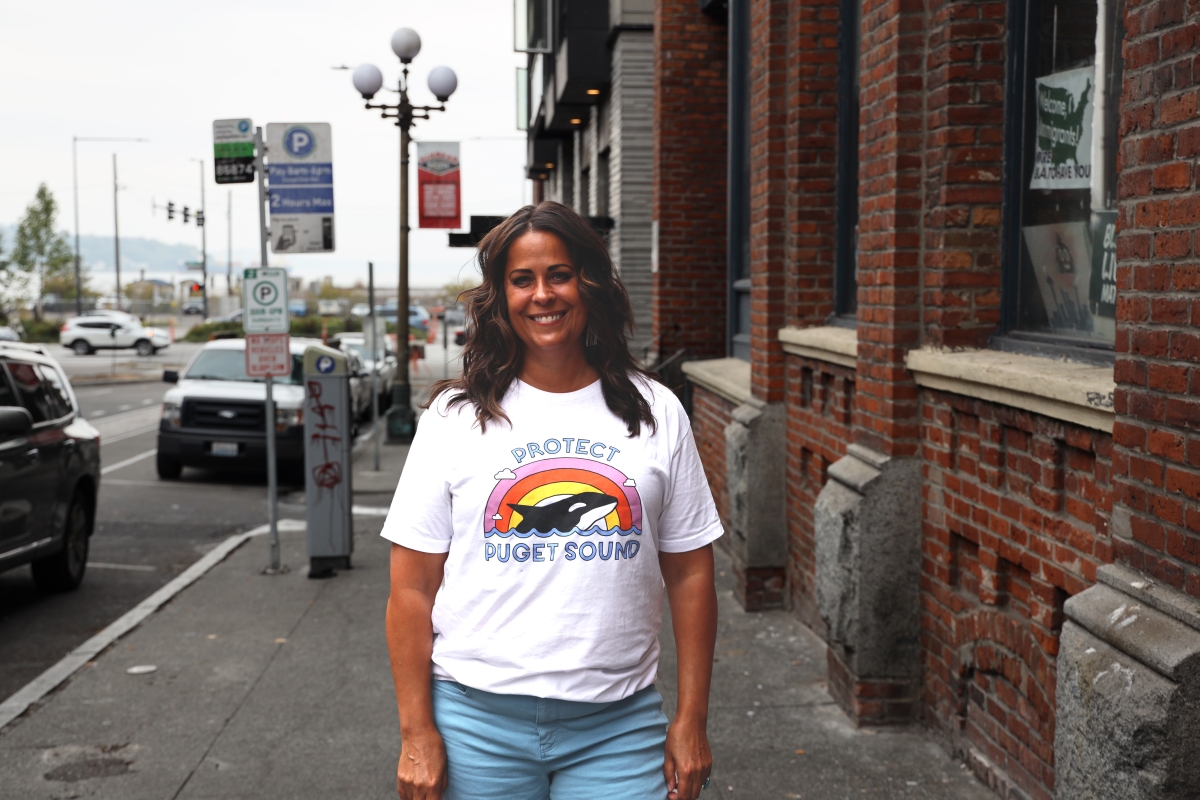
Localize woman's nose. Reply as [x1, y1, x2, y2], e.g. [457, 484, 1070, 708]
[532, 277, 554, 302]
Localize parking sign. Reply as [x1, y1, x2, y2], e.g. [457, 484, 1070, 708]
[243, 267, 290, 334]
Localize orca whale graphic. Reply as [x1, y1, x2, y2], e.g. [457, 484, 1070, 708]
[507, 492, 619, 534]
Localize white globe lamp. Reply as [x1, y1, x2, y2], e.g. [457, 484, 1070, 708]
[391, 28, 422, 63]
[427, 66, 458, 102]
[352, 63, 384, 100]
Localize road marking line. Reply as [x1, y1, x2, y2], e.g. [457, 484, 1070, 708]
[100, 425, 160, 446]
[351, 505, 390, 517]
[0, 520, 304, 733]
[101, 449, 157, 475]
[87, 562, 156, 572]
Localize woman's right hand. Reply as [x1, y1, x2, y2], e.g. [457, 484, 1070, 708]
[396, 727, 448, 800]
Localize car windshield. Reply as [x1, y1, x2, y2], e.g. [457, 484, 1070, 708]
[184, 349, 303, 385]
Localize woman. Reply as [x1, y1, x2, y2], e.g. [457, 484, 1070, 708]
[381, 202, 720, 800]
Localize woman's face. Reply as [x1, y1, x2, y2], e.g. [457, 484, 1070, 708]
[504, 231, 588, 357]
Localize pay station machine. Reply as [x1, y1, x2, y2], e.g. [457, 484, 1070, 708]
[303, 344, 353, 577]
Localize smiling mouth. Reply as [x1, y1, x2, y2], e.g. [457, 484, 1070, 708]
[529, 312, 565, 324]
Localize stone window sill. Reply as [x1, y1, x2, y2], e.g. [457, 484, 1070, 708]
[777, 326, 857, 369]
[681, 358, 752, 407]
[905, 347, 1116, 433]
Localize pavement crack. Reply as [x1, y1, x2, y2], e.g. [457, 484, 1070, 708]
[168, 580, 329, 800]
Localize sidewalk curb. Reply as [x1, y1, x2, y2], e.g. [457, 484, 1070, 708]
[68, 376, 168, 387]
[0, 519, 306, 734]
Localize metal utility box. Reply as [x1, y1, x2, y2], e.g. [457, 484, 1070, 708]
[303, 344, 354, 576]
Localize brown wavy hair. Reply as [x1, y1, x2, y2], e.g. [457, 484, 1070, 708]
[426, 201, 658, 436]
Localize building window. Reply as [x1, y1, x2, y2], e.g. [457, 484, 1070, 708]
[514, 0, 552, 53]
[833, 0, 861, 323]
[516, 67, 529, 131]
[1001, 0, 1124, 353]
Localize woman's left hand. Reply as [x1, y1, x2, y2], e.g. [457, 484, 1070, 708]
[664, 715, 712, 800]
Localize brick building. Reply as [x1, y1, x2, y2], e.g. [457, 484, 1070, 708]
[647, 0, 1198, 799]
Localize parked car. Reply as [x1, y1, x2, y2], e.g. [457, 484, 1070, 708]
[60, 316, 170, 356]
[375, 304, 430, 333]
[288, 299, 309, 317]
[350, 303, 371, 318]
[182, 298, 205, 315]
[0, 326, 20, 342]
[330, 332, 398, 408]
[317, 299, 343, 316]
[157, 338, 367, 481]
[0, 343, 100, 591]
[343, 349, 374, 422]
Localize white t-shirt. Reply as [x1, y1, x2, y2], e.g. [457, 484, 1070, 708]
[380, 376, 723, 703]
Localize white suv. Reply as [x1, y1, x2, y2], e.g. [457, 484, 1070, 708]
[59, 316, 170, 356]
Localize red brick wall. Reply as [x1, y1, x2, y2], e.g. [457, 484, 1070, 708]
[920, 391, 1114, 800]
[854, 0, 924, 457]
[749, 0, 790, 402]
[1111, 0, 1200, 601]
[785, 355, 854, 633]
[921, 0, 1006, 349]
[652, 0, 729, 361]
[690, 385, 736, 526]
[788, 0, 840, 329]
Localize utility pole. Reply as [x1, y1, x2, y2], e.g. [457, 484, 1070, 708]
[197, 159, 208, 318]
[73, 136, 146, 316]
[112, 154, 122, 307]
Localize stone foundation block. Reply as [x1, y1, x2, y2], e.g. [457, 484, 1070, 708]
[814, 443, 922, 723]
[724, 400, 787, 610]
[1055, 563, 1200, 799]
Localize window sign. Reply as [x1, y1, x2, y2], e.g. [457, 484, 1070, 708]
[1012, 0, 1123, 345]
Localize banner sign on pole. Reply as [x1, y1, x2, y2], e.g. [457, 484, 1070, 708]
[417, 141, 461, 229]
[246, 333, 292, 377]
[213, 119, 256, 184]
[265, 123, 335, 253]
[243, 267, 290, 334]
[1029, 67, 1094, 191]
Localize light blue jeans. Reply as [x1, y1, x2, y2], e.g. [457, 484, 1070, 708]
[430, 679, 670, 799]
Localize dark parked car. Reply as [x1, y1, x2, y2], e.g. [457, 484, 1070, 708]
[0, 344, 101, 591]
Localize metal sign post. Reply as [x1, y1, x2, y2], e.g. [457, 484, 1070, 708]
[243, 263, 289, 573]
[368, 262, 380, 472]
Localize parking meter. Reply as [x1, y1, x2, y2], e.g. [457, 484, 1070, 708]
[303, 344, 353, 577]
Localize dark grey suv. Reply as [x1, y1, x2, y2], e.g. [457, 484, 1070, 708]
[0, 344, 100, 591]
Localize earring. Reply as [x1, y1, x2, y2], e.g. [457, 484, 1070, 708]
[586, 326, 598, 347]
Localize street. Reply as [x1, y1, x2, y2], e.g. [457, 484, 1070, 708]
[0, 378, 294, 701]
[0, 336, 460, 703]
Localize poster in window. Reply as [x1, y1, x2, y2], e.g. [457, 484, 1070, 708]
[1022, 221, 1103, 338]
[1088, 210, 1118, 341]
[1029, 67, 1094, 191]
[417, 142, 461, 229]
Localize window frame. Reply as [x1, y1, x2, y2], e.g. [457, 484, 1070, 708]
[995, 0, 1119, 366]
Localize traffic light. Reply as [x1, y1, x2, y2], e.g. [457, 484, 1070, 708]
[167, 201, 175, 220]
[196, 210, 205, 228]
[191, 282, 202, 293]
[182, 206, 190, 224]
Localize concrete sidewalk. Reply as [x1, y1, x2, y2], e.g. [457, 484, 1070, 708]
[0, 439, 990, 800]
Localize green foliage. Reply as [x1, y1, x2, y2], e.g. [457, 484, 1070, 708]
[442, 276, 479, 306]
[183, 321, 242, 342]
[22, 319, 63, 343]
[9, 185, 84, 315]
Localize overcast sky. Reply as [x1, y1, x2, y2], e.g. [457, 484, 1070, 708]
[1, 0, 528, 291]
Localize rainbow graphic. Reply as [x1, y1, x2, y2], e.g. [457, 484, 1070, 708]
[484, 457, 643, 538]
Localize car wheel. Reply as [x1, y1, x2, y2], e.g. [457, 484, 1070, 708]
[135, 339, 154, 356]
[156, 452, 183, 479]
[31, 490, 91, 592]
[71, 339, 93, 356]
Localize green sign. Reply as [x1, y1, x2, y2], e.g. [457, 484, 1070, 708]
[1030, 67, 1094, 191]
[213, 118, 255, 185]
[242, 267, 290, 334]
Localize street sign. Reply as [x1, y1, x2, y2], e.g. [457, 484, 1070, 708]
[246, 333, 292, 378]
[265, 123, 335, 253]
[242, 267, 290, 333]
[213, 118, 255, 184]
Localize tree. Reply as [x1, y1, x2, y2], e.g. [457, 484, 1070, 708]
[442, 276, 479, 306]
[12, 184, 78, 317]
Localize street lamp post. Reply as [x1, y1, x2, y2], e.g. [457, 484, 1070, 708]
[351, 28, 458, 443]
[71, 136, 147, 316]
